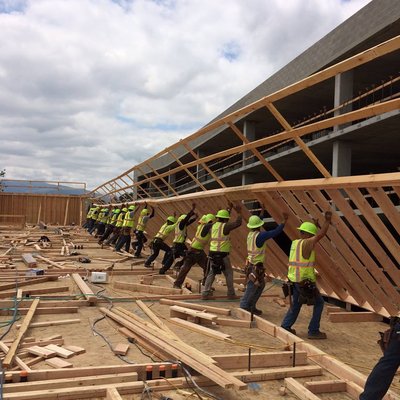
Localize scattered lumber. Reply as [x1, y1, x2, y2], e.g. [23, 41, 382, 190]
[100, 307, 246, 390]
[160, 298, 231, 315]
[2, 298, 40, 368]
[284, 377, 321, 400]
[35, 256, 65, 269]
[16, 319, 80, 329]
[71, 273, 97, 304]
[44, 344, 74, 359]
[63, 345, 86, 355]
[26, 346, 56, 359]
[170, 317, 231, 340]
[21, 253, 37, 268]
[0, 341, 31, 371]
[215, 318, 252, 328]
[114, 281, 182, 295]
[113, 343, 129, 356]
[328, 311, 383, 323]
[304, 379, 347, 394]
[170, 305, 218, 325]
[45, 357, 73, 368]
[106, 387, 123, 400]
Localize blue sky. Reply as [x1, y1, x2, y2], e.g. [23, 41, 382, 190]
[0, 0, 371, 188]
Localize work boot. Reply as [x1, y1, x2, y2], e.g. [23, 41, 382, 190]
[308, 331, 327, 340]
[251, 308, 263, 316]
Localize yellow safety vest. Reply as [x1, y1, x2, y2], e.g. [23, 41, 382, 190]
[191, 224, 210, 250]
[115, 211, 126, 228]
[91, 208, 99, 220]
[155, 222, 176, 240]
[173, 221, 187, 244]
[123, 210, 135, 228]
[100, 208, 110, 224]
[247, 231, 266, 265]
[87, 207, 96, 219]
[287, 239, 316, 283]
[110, 212, 119, 226]
[136, 212, 148, 232]
[209, 222, 231, 253]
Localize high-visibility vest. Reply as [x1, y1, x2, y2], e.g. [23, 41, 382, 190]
[91, 208, 99, 220]
[115, 211, 126, 228]
[287, 239, 316, 283]
[123, 210, 135, 228]
[136, 214, 148, 232]
[209, 222, 230, 253]
[110, 212, 119, 226]
[100, 208, 110, 224]
[173, 221, 187, 244]
[247, 231, 266, 265]
[191, 224, 210, 250]
[155, 222, 176, 240]
[87, 207, 96, 219]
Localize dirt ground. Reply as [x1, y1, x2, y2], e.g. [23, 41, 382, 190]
[1, 228, 399, 400]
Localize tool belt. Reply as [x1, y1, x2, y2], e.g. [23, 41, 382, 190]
[245, 263, 265, 285]
[282, 281, 294, 298]
[209, 253, 226, 275]
[378, 316, 400, 353]
[298, 279, 317, 306]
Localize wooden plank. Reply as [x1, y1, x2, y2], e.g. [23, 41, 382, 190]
[3, 298, 40, 368]
[215, 318, 251, 328]
[113, 343, 129, 356]
[212, 351, 308, 369]
[0, 307, 78, 316]
[170, 317, 231, 340]
[304, 379, 347, 394]
[16, 319, 80, 329]
[3, 372, 138, 393]
[45, 357, 73, 368]
[0, 277, 54, 292]
[63, 345, 86, 355]
[328, 311, 383, 323]
[0, 286, 70, 299]
[106, 388, 123, 400]
[44, 344, 74, 359]
[71, 273, 97, 304]
[114, 281, 181, 295]
[159, 298, 231, 315]
[35, 256, 65, 269]
[21, 253, 37, 268]
[285, 377, 323, 400]
[0, 341, 32, 372]
[136, 299, 180, 340]
[26, 345, 56, 358]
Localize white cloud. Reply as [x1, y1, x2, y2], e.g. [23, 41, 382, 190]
[0, 0, 371, 188]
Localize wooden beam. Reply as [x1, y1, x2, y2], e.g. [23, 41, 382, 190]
[71, 273, 97, 304]
[159, 298, 231, 315]
[328, 311, 383, 323]
[284, 377, 323, 400]
[106, 388, 123, 400]
[16, 319, 81, 329]
[304, 379, 347, 394]
[170, 317, 231, 340]
[3, 298, 40, 368]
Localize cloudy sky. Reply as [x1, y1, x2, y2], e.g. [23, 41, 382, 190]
[0, 0, 371, 189]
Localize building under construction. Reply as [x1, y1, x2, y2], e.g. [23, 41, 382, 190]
[0, 0, 399, 399]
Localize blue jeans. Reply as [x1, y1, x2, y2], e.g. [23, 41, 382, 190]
[281, 282, 324, 334]
[360, 322, 400, 400]
[240, 280, 265, 310]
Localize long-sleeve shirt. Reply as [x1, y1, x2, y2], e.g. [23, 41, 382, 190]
[256, 223, 285, 247]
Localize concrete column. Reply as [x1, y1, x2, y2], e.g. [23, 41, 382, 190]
[334, 71, 353, 130]
[168, 170, 176, 196]
[242, 120, 256, 185]
[196, 149, 207, 182]
[332, 141, 351, 177]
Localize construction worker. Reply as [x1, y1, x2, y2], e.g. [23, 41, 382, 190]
[115, 204, 137, 252]
[239, 212, 288, 315]
[173, 213, 215, 289]
[89, 205, 108, 236]
[132, 203, 155, 258]
[359, 317, 400, 400]
[280, 211, 332, 339]
[83, 204, 95, 228]
[144, 214, 177, 269]
[86, 206, 99, 232]
[105, 205, 127, 245]
[96, 205, 113, 238]
[99, 207, 120, 244]
[202, 203, 242, 300]
[159, 203, 197, 274]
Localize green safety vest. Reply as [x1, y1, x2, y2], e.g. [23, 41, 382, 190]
[173, 220, 187, 244]
[247, 231, 266, 265]
[110, 212, 119, 226]
[136, 213, 148, 232]
[155, 222, 176, 240]
[191, 224, 210, 250]
[123, 210, 136, 228]
[209, 222, 231, 253]
[115, 211, 126, 228]
[287, 239, 316, 283]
